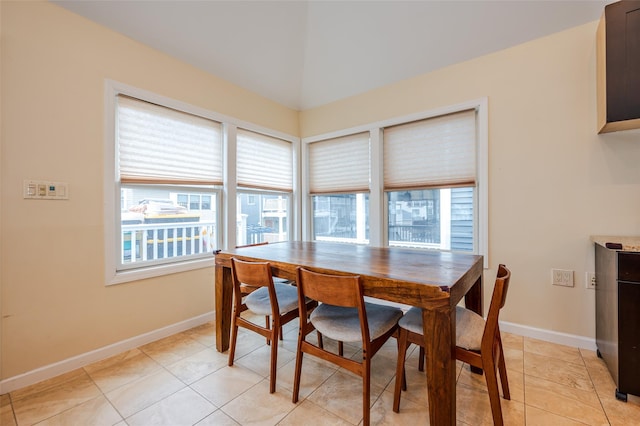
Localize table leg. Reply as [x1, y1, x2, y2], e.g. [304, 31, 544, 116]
[215, 265, 233, 352]
[422, 300, 456, 425]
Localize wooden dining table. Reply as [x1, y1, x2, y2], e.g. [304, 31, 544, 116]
[214, 241, 484, 425]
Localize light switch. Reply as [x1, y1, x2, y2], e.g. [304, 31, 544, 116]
[24, 180, 69, 200]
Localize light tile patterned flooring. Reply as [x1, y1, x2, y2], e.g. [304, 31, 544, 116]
[2, 314, 639, 425]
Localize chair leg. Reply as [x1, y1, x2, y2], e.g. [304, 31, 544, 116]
[338, 341, 344, 356]
[418, 346, 425, 372]
[269, 322, 279, 394]
[393, 328, 409, 413]
[482, 355, 504, 426]
[363, 357, 371, 426]
[292, 337, 304, 403]
[228, 314, 239, 367]
[497, 337, 510, 400]
[317, 331, 323, 348]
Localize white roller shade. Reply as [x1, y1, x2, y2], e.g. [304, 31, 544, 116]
[237, 129, 293, 191]
[309, 132, 370, 194]
[384, 110, 476, 190]
[117, 95, 223, 185]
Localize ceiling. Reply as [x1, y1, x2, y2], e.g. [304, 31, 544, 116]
[52, 0, 610, 111]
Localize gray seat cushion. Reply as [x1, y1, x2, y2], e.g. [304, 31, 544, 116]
[310, 302, 403, 342]
[398, 306, 485, 351]
[244, 282, 299, 315]
[273, 276, 292, 285]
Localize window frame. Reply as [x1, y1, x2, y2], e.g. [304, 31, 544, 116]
[105, 82, 226, 285]
[104, 80, 301, 285]
[117, 183, 220, 271]
[302, 98, 488, 267]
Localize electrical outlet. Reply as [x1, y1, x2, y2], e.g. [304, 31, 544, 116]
[586, 272, 596, 289]
[552, 269, 574, 287]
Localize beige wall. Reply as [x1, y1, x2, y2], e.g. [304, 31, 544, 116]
[301, 22, 640, 339]
[0, 1, 298, 379]
[2, 1, 640, 383]
[0, 0, 4, 383]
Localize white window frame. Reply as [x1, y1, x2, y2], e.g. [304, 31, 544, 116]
[302, 98, 488, 267]
[223, 124, 300, 250]
[104, 80, 301, 284]
[104, 82, 225, 284]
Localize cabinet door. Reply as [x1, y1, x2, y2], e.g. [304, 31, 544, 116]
[618, 280, 640, 395]
[605, 1, 640, 123]
[618, 252, 640, 282]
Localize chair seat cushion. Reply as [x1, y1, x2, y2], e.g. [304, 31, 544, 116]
[310, 302, 403, 342]
[398, 306, 485, 351]
[245, 282, 299, 315]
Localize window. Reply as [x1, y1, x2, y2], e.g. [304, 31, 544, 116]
[105, 81, 300, 284]
[114, 93, 222, 274]
[121, 186, 218, 262]
[308, 132, 370, 244]
[237, 192, 289, 245]
[236, 129, 293, 246]
[302, 99, 487, 262]
[313, 194, 369, 242]
[384, 110, 477, 252]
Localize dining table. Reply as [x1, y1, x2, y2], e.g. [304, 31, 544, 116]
[214, 241, 484, 425]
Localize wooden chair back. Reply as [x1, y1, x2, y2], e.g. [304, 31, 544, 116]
[231, 257, 279, 309]
[297, 267, 362, 307]
[481, 264, 511, 356]
[235, 241, 269, 249]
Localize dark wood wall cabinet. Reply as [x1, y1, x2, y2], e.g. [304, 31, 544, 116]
[597, 1, 640, 134]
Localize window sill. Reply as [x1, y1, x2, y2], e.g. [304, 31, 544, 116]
[106, 257, 214, 286]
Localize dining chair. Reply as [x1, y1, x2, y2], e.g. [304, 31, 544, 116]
[393, 264, 512, 425]
[292, 267, 403, 426]
[228, 257, 313, 393]
[234, 241, 292, 340]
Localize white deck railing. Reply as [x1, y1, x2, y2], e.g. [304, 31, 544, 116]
[122, 221, 216, 263]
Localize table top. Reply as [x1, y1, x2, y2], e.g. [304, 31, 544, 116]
[215, 241, 483, 308]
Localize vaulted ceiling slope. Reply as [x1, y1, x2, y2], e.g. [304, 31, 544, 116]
[53, 0, 610, 110]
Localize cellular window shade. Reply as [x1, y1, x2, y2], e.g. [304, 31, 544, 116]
[384, 109, 476, 190]
[237, 129, 293, 191]
[117, 95, 223, 185]
[309, 132, 370, 194]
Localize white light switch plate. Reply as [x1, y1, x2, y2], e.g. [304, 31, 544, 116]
[23, 180, 69, 200]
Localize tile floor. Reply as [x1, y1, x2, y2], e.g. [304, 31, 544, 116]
[2, 313, 639, 425]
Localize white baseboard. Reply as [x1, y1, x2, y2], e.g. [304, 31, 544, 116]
[0, 311, 214, 394]
[0, 313, 596, 395]
[500, 320, 597, 351]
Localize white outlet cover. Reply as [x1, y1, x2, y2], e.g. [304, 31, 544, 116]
[552, 269, 574, 287]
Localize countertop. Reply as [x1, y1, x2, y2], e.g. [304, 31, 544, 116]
[591, 235, 640, 252]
